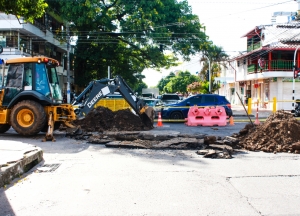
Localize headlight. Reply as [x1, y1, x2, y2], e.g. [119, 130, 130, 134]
[295, 103, 298, 108]
[162, 107, 169, 111]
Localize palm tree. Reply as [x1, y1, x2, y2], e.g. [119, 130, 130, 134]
[197, 45, 229, 93]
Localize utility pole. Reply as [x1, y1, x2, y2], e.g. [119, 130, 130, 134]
[292, 45, 300, 110]
[66, 24, 71, 103]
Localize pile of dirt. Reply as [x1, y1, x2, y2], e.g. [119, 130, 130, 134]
[73, 106, 152, 132]
[238, 110, 300, 153]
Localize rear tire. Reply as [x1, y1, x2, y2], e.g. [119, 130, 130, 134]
[170, 111, 184, 119]
[295, 109, 300, 117]
[10, 100, 47, 136]
[0, 124, 11, 133]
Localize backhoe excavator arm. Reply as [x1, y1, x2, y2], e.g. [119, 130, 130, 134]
[73, 75, 153, 128]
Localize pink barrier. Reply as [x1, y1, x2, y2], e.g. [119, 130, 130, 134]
[185, 106, 227, 127]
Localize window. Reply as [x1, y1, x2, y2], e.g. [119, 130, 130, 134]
[6, 64, 23, 88]
[35, 63, 50, 96]
[24, 63, 33, 87]
[202, 95, 216, 103]
[0, 36, 5, 47]
[162, 94, 180, 100]
[188, 96, 202, 105]
[48, 66, 62, 100]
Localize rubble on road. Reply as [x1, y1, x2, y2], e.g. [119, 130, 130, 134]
[234, 110, 300, 154]
[67, 126, 237, 159]
[67, 106, 298, 159]
[196, 148, 232, 159]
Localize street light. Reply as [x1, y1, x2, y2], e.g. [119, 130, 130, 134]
[202, 54, 211, 93]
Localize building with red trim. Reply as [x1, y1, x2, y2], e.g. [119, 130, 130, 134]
[220, 21, 300, 110]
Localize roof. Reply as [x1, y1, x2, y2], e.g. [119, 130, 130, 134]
[232, 46, 296, 60]
[241, 25, 268, 38]
[267, 23, 300, 45]
[5, 56, 59, 65]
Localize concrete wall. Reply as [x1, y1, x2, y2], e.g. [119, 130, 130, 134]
[269, 79, 300, 110]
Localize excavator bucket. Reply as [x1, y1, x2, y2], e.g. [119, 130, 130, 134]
[140, 106, 155, 129]
[66, 125, 83, 136]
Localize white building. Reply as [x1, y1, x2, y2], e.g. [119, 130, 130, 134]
[0, 12, 74, 96]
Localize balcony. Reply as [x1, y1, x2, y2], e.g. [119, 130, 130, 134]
[247, 42, 261, 52]
[247, 60, 293, 73]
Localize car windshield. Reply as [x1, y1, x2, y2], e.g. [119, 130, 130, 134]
[145, 100, 157, 106]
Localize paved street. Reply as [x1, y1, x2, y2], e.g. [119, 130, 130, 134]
[1, 123, 300, 216]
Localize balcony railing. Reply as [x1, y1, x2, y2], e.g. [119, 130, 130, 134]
[247, 42, 261, 52]
[247, 60, 294, 73]
[2, 47, 55, 59]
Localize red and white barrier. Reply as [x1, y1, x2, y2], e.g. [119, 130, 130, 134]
[185, 106, 227, 127]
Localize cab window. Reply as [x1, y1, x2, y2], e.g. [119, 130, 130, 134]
[35, 63, 50, 96]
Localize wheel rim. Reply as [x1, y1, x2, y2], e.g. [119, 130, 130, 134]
[172, 113, 182, 119]
[17, 109, 34, 127]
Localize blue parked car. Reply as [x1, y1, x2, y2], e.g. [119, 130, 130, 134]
[161, 94, 233, 119]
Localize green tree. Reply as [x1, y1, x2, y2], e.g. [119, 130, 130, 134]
[0, 0, 48, 23]
[164, 71, 199, 93]
[134, 82, 148, 96]
[157, 72, 176, 93]
[157, 71, 199, 94]
[193, 45, 228, 93]
[46, 0, 210, 87]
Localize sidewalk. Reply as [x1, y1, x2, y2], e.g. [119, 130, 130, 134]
[0, 141, 43, 188]
[231, 104, 273, 118]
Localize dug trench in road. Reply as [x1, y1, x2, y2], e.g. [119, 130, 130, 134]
[65, 107, 300, 156]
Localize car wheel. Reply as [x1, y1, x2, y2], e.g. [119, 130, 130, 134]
[226, 111, 232, 118]
[170, 111, 184, 119]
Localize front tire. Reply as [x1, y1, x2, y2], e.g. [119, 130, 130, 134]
[170, 111, 184, 119]
[0, 124, 11, 133]
[10, 100, 47, 136]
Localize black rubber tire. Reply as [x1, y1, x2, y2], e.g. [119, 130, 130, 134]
[10, 100, 47, 136]
[0, 124, 11, 133]
[170, 111, 184, 119]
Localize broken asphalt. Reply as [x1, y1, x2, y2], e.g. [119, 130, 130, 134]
[0, 105, 275, 187]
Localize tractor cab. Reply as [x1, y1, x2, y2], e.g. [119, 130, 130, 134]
[0, 57, 63, 107]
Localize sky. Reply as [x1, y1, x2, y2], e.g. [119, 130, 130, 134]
[142, 0, 298, 87]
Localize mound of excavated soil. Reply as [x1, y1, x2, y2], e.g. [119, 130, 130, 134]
[238, 110, 300, 153]
[73, 106, 152, 132]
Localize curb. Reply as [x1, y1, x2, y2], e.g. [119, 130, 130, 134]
[0, 148, 43, 188]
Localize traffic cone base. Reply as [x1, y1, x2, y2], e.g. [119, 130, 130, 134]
[229, 116, 234, 125]
[254, 118, 260, 125]
[157, 112, 163, 127]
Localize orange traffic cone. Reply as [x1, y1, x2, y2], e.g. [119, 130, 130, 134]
[229, 116, 235, 125]
[157, 112, 163, 127]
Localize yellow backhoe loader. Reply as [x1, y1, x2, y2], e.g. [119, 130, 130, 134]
[0, 57, 153, 141]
